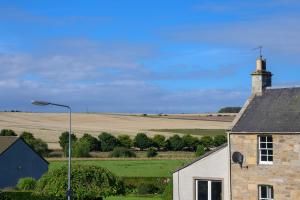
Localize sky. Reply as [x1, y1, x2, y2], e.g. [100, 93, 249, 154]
[0, 0, 300, 113]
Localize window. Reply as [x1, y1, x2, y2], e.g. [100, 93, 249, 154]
[258, 135, 273, 164]
[259, 185, 274, 200]
[196, 180, 222, 200]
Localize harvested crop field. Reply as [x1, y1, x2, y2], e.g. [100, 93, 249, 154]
[0, 112, 233, 149]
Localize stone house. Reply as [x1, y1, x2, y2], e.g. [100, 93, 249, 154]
[0, 136, 48, 188]
[173, 56, 300, 200]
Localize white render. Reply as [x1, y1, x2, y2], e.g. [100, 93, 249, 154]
[173, 146, 229, 200]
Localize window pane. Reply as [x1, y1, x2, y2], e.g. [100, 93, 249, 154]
[197, 181, 208, 200]
[260, 185, 267, 198]
[267, 143, 273, 148]
[260, 143, 266, 148]
[267, 136, 273, 142]
[261, 150, 267, 155]
[261, 156, 267, 161]
[261, 136, 266, 142]
[268, 150, 273, 155]
[211, 181, 222, 200]
[269, 156, 273, 161]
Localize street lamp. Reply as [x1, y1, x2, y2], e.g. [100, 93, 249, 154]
[31, 100, 72, 200]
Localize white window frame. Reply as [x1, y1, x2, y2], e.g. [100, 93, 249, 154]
[258, 135, 273, 165]
[195, 179, 222, 200]
[259, 185, 274, 200]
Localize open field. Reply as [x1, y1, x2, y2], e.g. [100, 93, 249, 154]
[49, 159, 190, 177]
[0, 112, 232, 149]
[149, 129, 226, 136]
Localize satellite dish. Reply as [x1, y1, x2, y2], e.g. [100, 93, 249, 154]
[232, 152, 244, 168]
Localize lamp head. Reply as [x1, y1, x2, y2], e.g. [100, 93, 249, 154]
[31, 100, 50, 106]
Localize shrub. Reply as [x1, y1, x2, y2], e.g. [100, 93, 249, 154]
[167, 135, 184, 151]
[20, 132, 34, 141]
[182, 134, 200, 151]
[133, 133, 153, 150]
[152, 134, 166, 150]
[214, 135, 227, 146]
[35, 164, 125, 199]
[98, 132, 120, 152]
[59, 132, 77, 151]
[121, 177, 167, 194]
[117, 135, 133, 148]
[109, 147, 136, 158]
[195, 144, 206, 157]
[79, 133, 100, 151]
[162, 181, 173, 200]
[146, 147, 158, 157]
[137, 183, 159, 195]
[17, 177, 37, 190]
[200, 136, 214, 150]
[72, 140, 90, 157]
[0, 129, 17, 136]
[20, 132, 49, 156]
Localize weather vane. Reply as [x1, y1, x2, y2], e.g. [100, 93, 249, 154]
[252, 46, 263, 58]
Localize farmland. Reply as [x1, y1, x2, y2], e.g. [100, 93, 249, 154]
[0, 112, 233, 149]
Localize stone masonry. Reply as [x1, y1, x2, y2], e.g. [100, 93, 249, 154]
[230, 134, 300, 200]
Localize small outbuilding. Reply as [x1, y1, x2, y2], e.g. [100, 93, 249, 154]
[0, 136, 48, 188]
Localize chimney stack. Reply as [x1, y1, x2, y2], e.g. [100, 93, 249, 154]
[251, 57, 272, 95]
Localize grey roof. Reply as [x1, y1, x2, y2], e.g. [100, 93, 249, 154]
[0, 136, 18, 155]
[173, 143, 228, 173]
[232, 87, 300, 132]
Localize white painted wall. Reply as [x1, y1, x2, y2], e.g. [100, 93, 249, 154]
[173, 146, 229, 200]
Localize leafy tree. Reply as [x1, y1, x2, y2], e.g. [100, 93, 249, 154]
[195, 145, 206, 157]
[152, 134, 166, 150]
[218, 107, 241, 113]
[59, 132, 77, 151]
[167, 135, 184, 151]
[200, 136, 214, 150]
[79, 133, 100, 151]
[182, 134, 200, 151]
[98, 132, 120, 152]
[17, 177, 37, 190]
[35, 164, 125, 199]
[214, 135, 227, 146]
[109, 147, 136, 158]
[20, 131, 49, 156]
[72, 140, 90, 157]
[146, 147, 158, 157]
[117, 135, 133, 148]
[0, 129, 17, 136]
[133, 133, 153, 150]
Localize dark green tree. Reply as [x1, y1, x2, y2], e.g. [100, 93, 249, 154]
[167, 135, 184, 151]
[195, 144, 206, 157]
[152, 134, 166, 150]
[98, 132, 120, 151]
[72, 140, 91, 158]
[213, 135, 227, 146]
[0, 129, 17, 136]
[182, 134, 200, 151]
[133, 133, 153, 150]
[59, 131, 77, 151]
[79, 133, 100, 151]
[200, 136, 214, 150]
[117, 135, 133, 148]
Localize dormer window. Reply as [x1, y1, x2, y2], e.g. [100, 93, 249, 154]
[258, 135, 273, 165]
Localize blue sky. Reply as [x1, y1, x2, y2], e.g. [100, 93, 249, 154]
[1, 0, 300, 113]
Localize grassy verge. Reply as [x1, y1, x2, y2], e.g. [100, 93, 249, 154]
[149, 129, 226, 136]
[50, 159, 190, 177]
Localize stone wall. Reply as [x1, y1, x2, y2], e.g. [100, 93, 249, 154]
[230, 134, 300, 200]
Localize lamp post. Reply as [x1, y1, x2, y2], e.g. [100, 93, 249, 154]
[31, 100, 72, 200]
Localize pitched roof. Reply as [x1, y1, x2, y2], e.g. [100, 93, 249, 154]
[231, 87, 300, 133]
[173, 143, 228, 173]
[0, 136, 19, 155]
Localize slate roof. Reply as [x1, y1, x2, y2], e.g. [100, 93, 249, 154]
[231, 87, 300, 132]
[173, 143, 228, 173]
[0, 136, 18, 155]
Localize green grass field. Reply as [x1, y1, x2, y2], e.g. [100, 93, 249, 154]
[105, 195, 161, 200]
[149, 128, 226, 136]
[50, 159, 189, 177]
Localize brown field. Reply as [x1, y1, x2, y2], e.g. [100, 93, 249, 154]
[0, 112, 233, 149]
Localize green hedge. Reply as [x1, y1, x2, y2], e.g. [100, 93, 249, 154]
[0, 191, 62, 200]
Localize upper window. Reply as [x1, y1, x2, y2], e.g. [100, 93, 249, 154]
[259, 185, 274, 200]
[196, 180, 222, 200]
[258, 135, 273, 164]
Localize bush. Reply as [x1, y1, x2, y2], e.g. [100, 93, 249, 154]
[35, 164, 125, 199]
[152, 134, 166, 150]
[72, 140, 90, 157]
[121, 177, 168, 194]
[182, 134, 199, 151]
[162, 181, 172, 200]
[20, 132, 49, 156]
[200, 136, 214, 150]
[79, 133, 100, 151]
[167, 135, 184, 151]
[59, 132, 77, 152]
[133, 133, 153, 150]
[17, 177, 37, 190]
[137, 183, 159, 195]
[0, 129, 17, 136]
[118, 135, 132, 148]
[98, 132, 120, 152]
[0, 191, 60, 200]
[195, 145, 206, 157]
[146, 147, 158, 157]
[110, 147, 136, 158]
[214, 135, 227, 146]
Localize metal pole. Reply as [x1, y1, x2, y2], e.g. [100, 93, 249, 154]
[68, 107, 72, 200]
